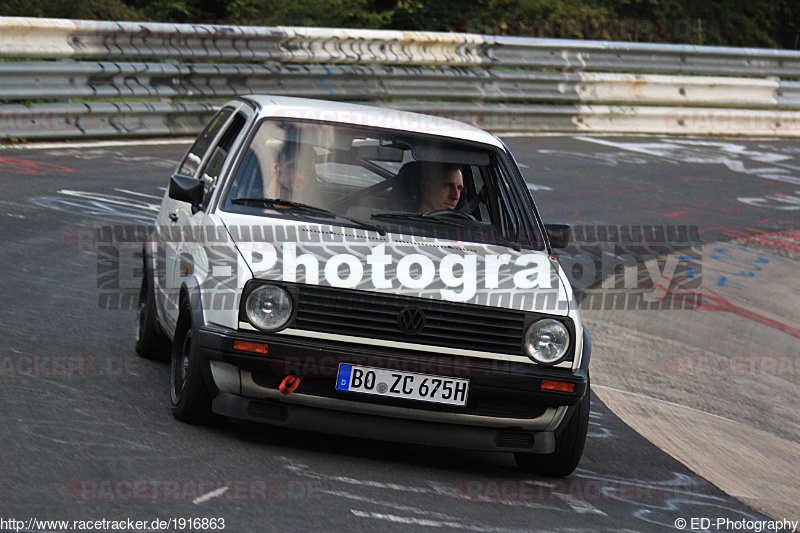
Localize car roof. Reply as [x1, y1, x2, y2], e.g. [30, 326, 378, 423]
[239, 95, 505, 150]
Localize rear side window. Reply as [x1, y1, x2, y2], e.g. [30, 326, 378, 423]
[197, 113, 247, 210]
[177, 107, 234, 177]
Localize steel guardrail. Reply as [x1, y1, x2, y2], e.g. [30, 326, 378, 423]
[1, 16, 800, 139]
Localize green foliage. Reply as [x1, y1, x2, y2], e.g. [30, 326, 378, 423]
[1, 0, 797, 48]
[137, 0, 192, 21]
[607, 0, 799, 47]
[387, 0, 612, 35]
[263, 0, 391, 28]
[0, 0, 141, 20]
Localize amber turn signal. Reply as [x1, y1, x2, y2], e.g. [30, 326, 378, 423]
[540, 379, 575, 393]
[232, 340, 269, 354]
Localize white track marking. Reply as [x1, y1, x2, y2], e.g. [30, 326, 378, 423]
[193, 486, 229, 504]
[593, 384, 739, 424]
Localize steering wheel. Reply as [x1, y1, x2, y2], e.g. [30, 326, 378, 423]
[424, 209, 477, 221]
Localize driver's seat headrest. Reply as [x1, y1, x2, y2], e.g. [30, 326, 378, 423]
[387, 161, 423, 212]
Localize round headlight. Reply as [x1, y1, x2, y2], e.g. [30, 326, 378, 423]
[245, 285, 293, 331]
[524, 319, 570, 364]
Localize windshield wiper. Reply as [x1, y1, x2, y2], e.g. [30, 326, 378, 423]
[340, 215, 387, 236]
[231, 198, 336, 218]
[372, 212, 483, 233]
[231, 198, 386, 236]
[490, 233, 522, 252]
[371, 212, 521, 251]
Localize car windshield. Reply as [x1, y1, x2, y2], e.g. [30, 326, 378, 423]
[222, 118, 544, 249]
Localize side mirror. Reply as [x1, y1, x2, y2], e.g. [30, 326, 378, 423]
[169, 174, 204, 209]
[545, 223, 571, 249]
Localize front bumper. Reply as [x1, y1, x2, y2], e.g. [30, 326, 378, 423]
[196, 324, 589, 453]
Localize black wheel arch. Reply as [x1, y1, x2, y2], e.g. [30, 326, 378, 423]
[140, 243, 159, 327]
[579, 327, 591, 372]
[553, 327, 591, 439]
[178, 276, 219, 398]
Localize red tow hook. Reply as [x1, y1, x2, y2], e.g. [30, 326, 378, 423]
[279, 375, 302, 395]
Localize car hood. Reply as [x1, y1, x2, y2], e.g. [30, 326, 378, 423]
[217, 212, 573, 316]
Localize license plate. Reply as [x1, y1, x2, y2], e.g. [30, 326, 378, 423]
[336, 364, 469, 406]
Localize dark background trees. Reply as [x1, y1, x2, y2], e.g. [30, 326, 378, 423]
[1, 0, 798, 49]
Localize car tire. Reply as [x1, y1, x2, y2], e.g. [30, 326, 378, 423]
[170, 302, 223, 425]
[514, 381, 590, 477]
[135, 273, 171, 361]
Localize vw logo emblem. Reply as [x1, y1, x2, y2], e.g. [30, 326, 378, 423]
[397, 307, 426, 334]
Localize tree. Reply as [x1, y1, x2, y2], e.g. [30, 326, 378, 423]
[0, 0, 142, 19]
[1, 0, 797, 48]
[228, 0, 391, 27]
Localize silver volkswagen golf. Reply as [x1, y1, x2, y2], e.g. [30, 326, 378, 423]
[136, 95, 591, 476]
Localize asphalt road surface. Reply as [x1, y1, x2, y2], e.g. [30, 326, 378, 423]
[1, 135, 798, 532]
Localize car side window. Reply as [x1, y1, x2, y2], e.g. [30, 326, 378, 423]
[487, 160, 541, 248]
[197, 113, 247, 210]
[479, 160, 537, 248]
[177, 107, 234, 177]
[469, 165, 492, 221]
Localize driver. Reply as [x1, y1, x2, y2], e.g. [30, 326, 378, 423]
[418, 163, 463, 214]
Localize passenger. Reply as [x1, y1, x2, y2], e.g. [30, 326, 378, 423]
[267, 141, 321, 206]
[418, 163, 464, 214]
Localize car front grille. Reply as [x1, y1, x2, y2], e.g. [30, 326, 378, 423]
[292, 284, 526, 355]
